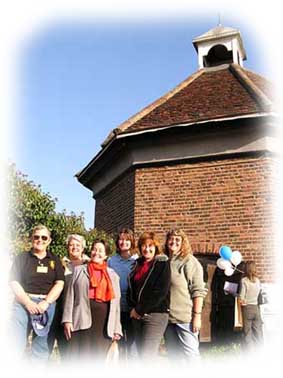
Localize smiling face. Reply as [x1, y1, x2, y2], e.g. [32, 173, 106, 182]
[32, 228, 51, 254]
[167, 235, 183, 256]
[118, 233, 132, 254]
[141, 239, 156, 262]
[90, 242, 107, 264]
[68, 238, 84, 261]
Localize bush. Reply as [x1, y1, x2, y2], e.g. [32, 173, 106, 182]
[7, 163, 115, 258]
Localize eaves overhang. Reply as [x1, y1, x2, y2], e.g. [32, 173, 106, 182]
[75, 112, 278, 191]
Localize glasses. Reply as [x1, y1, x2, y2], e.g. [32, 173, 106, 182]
[33, 235, 49, 241]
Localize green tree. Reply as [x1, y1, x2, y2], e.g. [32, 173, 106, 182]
[7, 163, 115, 257]
[8, 163, 56, 254]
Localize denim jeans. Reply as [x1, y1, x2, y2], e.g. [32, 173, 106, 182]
[164, 322, 200, 362]
[10, 298, 56, 362]
[132, 312, 169, 360]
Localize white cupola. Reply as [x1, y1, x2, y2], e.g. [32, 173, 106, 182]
[192, 25, 247, 69]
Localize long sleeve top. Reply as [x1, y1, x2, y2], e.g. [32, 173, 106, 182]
[107, 253, 137, 312]
[239, 277, 261, 305]
[169, 253, 207, 324]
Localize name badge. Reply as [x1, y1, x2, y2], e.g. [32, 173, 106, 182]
[37, 266, 48, 273]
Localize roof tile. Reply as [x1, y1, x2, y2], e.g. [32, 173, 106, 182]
[118, 65, 272, 135]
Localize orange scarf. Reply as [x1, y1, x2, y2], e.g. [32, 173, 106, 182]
[88, 261, 115, 302]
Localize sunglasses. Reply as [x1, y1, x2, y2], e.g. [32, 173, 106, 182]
[33, 235, 49, 241]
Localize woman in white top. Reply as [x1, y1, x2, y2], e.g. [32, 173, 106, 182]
[239, 260, 263, 349]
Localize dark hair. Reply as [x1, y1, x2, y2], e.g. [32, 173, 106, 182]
[245, 260, 258, 282]
[137, 232, 162, 256]
[115, 228, 136, 255]
[91, 239, 111, 256]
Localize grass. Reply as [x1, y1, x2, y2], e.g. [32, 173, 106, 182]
[200, 341, 242, 359]
[49, 338, 243, 362]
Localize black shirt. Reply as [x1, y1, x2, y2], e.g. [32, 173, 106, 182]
[10, 250, 65, 295]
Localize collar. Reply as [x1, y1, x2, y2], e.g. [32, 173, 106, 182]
[116, 253, 135, 262]
[30, 250, 52, 260]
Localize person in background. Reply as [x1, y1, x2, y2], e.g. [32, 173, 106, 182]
[164, 229, 207, 363]
[239, 260, 263, 349]
[9, 224, 65, 362]
[127, 232, 170, 361]
[108, 228, 137, 359]
[48, 234, 89, 358]
[62, 239, 122, 360]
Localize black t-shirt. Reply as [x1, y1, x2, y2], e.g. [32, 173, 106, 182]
[10, 250, 65, 295]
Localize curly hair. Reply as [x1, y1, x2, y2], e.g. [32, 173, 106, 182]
[137, 232, 162, 256]
[164, 229, 192, 259]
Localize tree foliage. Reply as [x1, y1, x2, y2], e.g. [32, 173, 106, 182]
[7, 163, 115, 257]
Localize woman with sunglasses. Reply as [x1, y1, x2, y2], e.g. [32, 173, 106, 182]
[9, 224, 65, 362]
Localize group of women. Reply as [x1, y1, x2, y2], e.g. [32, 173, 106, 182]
[9, 225, 207, 364]
[9, 224, 263, 364]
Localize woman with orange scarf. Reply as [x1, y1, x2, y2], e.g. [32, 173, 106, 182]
[62, 239, 122, 360]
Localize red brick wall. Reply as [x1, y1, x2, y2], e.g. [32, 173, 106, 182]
[95, 170, 135, 234]
[94, 156, 276, 281]
[134, 156, 276, 282]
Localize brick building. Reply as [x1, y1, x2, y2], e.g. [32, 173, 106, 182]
[76, 25, 278, 341]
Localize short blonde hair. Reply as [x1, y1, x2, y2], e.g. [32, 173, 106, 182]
[31, 224, 51, 238]
[66, 234, 86, 249]
[164, 229, 192, 259]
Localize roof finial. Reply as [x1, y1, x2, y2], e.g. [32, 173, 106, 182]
[217, 12, 222, 27]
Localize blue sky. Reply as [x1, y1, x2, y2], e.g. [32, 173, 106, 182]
[10, 15, 272, 229]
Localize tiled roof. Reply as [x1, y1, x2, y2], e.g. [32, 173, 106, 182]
[108, 64, 272, 139]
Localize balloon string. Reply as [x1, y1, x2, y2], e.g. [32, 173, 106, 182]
[232, 265, 244, 274]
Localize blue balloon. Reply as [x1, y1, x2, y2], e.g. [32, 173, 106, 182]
[219, 246, 232, 260]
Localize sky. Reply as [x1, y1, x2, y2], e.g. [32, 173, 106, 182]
[7, 11, 276, 230]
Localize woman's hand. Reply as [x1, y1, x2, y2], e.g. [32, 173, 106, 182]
[112, 333, 121, 341]
[192, 313, 202, 333]
[130, 308, 141, 320]
[64, 322, 73, 341]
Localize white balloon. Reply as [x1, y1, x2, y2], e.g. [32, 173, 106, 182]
[224, 267, 235, 276]
[217, 258, 232, 270]
[230, 251, 242, 266]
